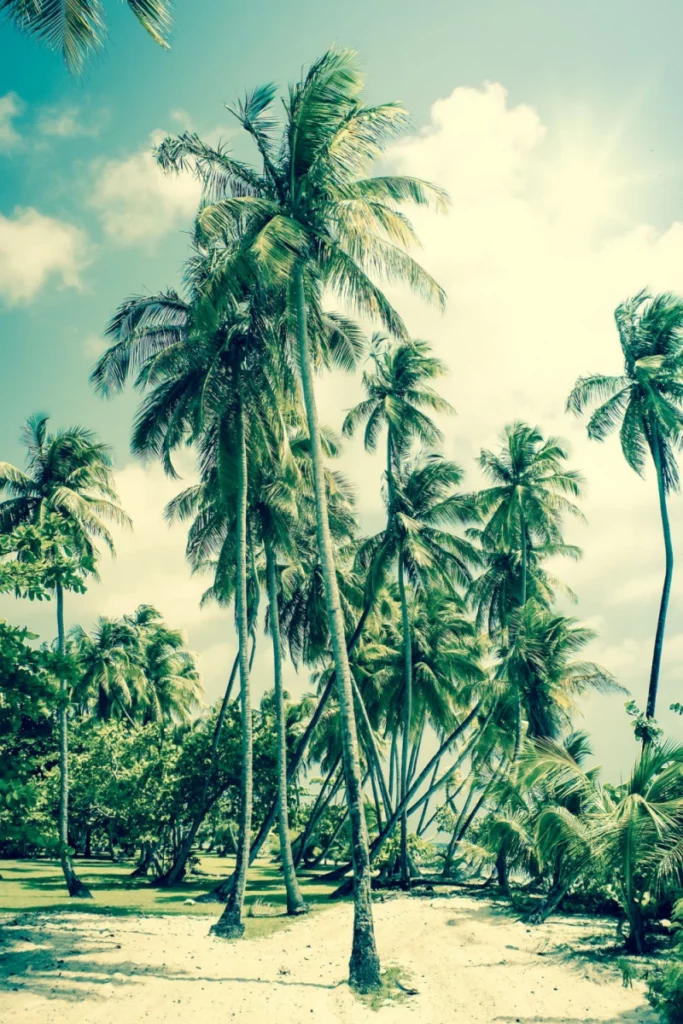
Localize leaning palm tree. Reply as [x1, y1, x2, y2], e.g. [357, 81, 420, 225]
[1, 0, 171, 73]
[567, 290, 683, 724]
[157, 48, 448, 988]
[0, 415, 130, 896]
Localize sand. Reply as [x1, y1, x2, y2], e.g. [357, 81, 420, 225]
[0, 892, 657, 1023]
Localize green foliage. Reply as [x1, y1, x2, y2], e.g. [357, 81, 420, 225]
[0, 0, 172, 73]
[625, 699, 663, 744]
[0, 620, 59, 852]
[647, 899, 683, 1022]
[0, 515, 93, 600]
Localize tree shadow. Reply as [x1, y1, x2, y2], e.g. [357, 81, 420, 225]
[0, 916, 344, 1005]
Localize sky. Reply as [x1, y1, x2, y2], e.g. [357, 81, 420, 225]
[2, 0, 683, 778]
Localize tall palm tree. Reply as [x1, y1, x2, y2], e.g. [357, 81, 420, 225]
[157, 49, 448, 987]
[1, 0, 172, 72]
[567, 290, 683, 724]
[477, 422, 585, 609]
[97, 285, 280, 937]
[0, 414, 130, 896]
[343, 335, 470, 885]
[357, 451, 480, 883]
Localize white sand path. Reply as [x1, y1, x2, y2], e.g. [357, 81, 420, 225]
[0, 894, 657, 1023]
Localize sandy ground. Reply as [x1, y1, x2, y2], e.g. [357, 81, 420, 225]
[0, 893, 657, 1024]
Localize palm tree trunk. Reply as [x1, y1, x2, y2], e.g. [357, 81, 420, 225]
[646, 438, 674, 723]
[264, 534, 309, 916]
[398, 554, 413, 889]
[294, 263, 380, 991]
[56, 582, 92, 899]
[212, 396, 252, 940]
[156, 651, 239, 887]
[293, 758, 343, 868]
[520, 520, 527, 606]
[321, 700, 484, 883]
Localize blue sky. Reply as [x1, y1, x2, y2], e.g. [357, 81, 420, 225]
[3, 0, 683, 776]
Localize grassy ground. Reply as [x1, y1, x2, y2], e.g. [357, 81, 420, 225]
[0, 855, 339, 939]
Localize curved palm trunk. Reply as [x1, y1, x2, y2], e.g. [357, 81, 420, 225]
[56, 582, 92, 899]
[397, 554, 413, 889]
[293, 758, 343, 868]
[155, 651, 239, 887]
[645, 438, 673, 724]
[294, 264, 380, 991]
[264, 534, 309, 915]
[212, 397, 252, 940]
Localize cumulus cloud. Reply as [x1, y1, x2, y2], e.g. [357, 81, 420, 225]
[0, 92, 23, 149]
[90, 131, 201, 246]
[313, 81, 683, 772]
[0, 207, 88, 304]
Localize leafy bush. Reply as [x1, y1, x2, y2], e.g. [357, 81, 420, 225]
[647, 899, 683, 1023]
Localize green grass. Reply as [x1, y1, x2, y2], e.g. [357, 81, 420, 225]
[0, 855, 340, 939]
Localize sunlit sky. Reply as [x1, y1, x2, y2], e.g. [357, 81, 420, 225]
[3, 0, 683, 777]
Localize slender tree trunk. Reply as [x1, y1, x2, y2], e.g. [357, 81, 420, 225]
[322, 702, 483, 882]
[520, 520, 527, 606]
[196, 603, 374, 902]
[212, 397, 252, 940]
[645, 437, 673, 723]
[56, 582, 92, 899]
[294, 263, 380, 990]
[351, 675, 392, 818]
[156, 651, 240, 887]
[264, 534, 309, 915]
[294, 759, 343, 868]
[417, 748, 442, 836]
[408, 713, 425, 789]
[398, 555, 413, 889]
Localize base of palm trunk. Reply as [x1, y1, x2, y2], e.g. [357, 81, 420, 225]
[197, 876, 235, 903]
[210, 912, 245, 940]
[287, 901, 310, 916]
[349, 942, 382, 993]
[68, 877, 93, 899]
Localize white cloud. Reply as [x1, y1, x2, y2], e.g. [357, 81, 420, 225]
[90, 131, 201, 246]
[0, 92, 23, 149]
[0, 207, 88, 304]
[313, 81, 683, 774]
[37, 105, 101, 138]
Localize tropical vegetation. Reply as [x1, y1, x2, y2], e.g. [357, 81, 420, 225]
[3, 49, 683, 1007]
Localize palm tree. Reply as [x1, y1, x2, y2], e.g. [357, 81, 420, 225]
[70, 616, 145, 723]
[494, 602, 622, 746]
[477, 422, 585, 609]
[343, 336, 474, 885]
[358, 452, 480, 884]
[567, 290, 683, 725]
[159, 49, 448, 988]
[526, 738, 683, 952]
[0, 414, 130, 896]
[467, 533, 580, 641]
[124, 606, 201, 726]
[1, 0, 171, 72]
